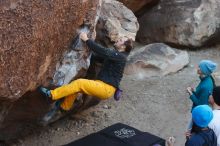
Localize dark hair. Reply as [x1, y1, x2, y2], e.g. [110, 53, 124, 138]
[191, 123, 203, 133]
[213, 86, 220, 106]
[124, 38, 133, 53]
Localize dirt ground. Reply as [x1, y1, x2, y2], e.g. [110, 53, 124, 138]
[14, 46, 220, 146]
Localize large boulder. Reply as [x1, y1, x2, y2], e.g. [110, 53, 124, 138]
[96, 0, 139, 47]
[124, 43, 189, 79]
[0, 0, 101, 141]
[0, 0, 100, 99]
[137, 0, 220, 47]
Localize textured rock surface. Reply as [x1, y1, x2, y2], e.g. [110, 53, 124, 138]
[96, 0, 139, 47]
[124, 43, 189, 79]
[52, 27, 91, 87]
[117, 0, 156, 13]
[0, 0, 100, 99]
[0, 0, 101, 140]
[137, 0, 220, 47]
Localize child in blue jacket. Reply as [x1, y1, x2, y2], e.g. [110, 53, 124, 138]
[187, 60, 217, 109]
[186, 60, 217, 130]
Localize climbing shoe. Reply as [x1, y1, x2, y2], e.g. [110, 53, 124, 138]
[40, 100, 63, 125]
[114, 88, 123, 101]
[39, 86, 51, 98]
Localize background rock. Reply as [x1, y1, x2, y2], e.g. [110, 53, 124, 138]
[213, 71, 220, 86]
[96, 0, 139, 47]
[124, 43, 189, 79]
[137, 0, 220, 47]
[117, 0, 157, 13]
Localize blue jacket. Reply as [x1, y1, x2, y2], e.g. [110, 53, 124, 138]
[185, 128, 217, 146]
[190, 76, 214, 109]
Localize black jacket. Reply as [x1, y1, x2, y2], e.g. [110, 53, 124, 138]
[86, 39, 128, 88]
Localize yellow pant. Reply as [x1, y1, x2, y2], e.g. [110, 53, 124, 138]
[50, 79, 116, 111]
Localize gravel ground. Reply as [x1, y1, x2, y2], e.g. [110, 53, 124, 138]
[14, 46, 220, 146]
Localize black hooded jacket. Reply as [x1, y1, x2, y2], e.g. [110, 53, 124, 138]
[86, 39, 128, 88]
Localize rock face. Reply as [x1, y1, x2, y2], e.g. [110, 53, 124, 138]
[137, 0, 220, 47]
[117, 0, 156, 13]
[124, 43, 189, 79]
[213, 71, 220, 86]
[96, 0, 139, 47]
[52, 28, 92, 87]
[0, 0, 101, 141]
[0, 0, 100, 99]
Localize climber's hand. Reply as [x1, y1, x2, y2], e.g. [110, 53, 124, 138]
[80, 32, 89, 42]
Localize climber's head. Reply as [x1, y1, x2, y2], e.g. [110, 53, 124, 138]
[114, 37, 133, 53]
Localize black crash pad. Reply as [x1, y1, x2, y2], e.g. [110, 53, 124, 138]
[64, 123, 165, 146]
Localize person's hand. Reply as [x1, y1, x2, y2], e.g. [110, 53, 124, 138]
[166, 136, 175, 146]
[187, 87, 193, 95]
[79, 32, 89, 42]
[185, 130, 192, 139]
[191, 87, 195, 92]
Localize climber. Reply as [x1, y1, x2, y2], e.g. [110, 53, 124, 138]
[39, 32, 133, 121]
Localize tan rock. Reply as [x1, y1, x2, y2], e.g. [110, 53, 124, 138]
[137, 0, 220, 47]
[96, 0, 139, 46]
[125, 43, 189, 79]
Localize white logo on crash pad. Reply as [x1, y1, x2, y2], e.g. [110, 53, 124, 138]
[114, 128, 136, 138]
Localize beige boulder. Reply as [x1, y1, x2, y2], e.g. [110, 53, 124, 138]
[125, 43, 189, 79]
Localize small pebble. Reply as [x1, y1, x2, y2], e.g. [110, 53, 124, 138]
[103, 104, 108, 109]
